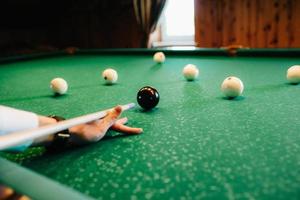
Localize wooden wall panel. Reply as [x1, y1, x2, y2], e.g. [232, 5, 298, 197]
[195, 0, 300, 48]
[278, 0, 289, 46]
[291, 0, 300, 46]
[0, 0, 146, 56]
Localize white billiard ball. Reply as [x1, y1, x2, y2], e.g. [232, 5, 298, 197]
[287, 65, 300, 84]
[102, 68, 118, 84]
[221, 76, 244, 98]
[182, 64, 199, 81]
[153, 52, 165, 63]
[50, 78, 68, 95]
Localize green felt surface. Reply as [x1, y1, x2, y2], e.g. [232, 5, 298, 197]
[1, 51, 300, 199]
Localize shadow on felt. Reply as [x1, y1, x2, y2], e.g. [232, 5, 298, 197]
[149, 63, 163, 72]
[217, 96, 246, 101]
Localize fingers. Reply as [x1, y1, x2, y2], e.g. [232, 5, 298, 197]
[111, 122, 143, 135]
[109, 108, 143, 135]
[68, 106, 142, 144]
[115, 117, 128, 125]
[69, 106, 124, 143]
[114, 105, 123, 114]
[93, 105, 122, 129]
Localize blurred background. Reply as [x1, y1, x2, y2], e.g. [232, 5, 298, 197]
[0, 0, 299, 56]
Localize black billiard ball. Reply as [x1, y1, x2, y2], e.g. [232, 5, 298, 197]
[137, 86, 159, 110]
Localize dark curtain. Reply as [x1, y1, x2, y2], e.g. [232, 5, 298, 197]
[133, 0, 166, 47]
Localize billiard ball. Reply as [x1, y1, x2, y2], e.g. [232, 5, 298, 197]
[221, 76, 244, 98]
[50, 78, 68, 95]
[287, 65, 300, 84]
[182, 64, 199, 81]
[102, 68, 118, 84]
[137, 86, 160, 110]
[153, 52, 165, 63]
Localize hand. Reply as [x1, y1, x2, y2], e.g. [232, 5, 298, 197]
[68, 106, 143, 145]
[35, 106, 143, 147]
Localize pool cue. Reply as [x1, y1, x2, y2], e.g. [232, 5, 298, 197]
[0, 103, 135, 151]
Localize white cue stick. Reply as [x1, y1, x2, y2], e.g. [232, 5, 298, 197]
[0, 103, 135, 151]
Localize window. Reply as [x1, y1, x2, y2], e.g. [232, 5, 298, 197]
[152, 0, 195, 47]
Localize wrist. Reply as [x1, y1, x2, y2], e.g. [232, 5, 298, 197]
[45, 115, 72, 152]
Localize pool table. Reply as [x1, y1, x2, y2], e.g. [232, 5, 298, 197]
[0, 48, 300, 200]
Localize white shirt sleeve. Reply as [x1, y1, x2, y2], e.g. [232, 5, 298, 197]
[0, 105, 39, 151]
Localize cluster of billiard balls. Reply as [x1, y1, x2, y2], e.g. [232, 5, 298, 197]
[50, 76, 159, 110]
[49, 71, 159, 110]
[153, 52, 300, 99]
[154, 52, 201, 82]
[153, 52, 245, 99]
[50, 52, 300, 110]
